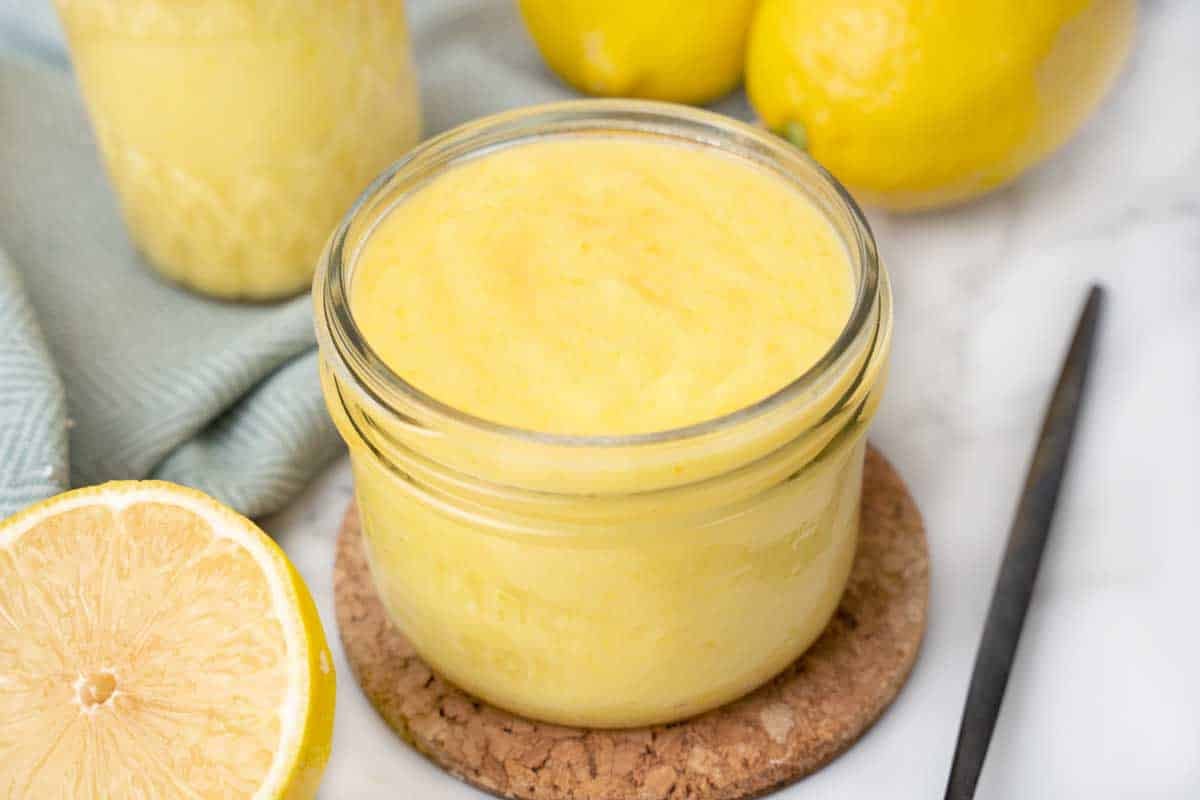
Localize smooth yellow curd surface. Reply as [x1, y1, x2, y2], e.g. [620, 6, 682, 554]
[327, 132, 885, 727]
[56, 0, 421, 300]
[351, 138, 854, 435]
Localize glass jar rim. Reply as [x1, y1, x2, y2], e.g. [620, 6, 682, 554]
[314, 99, 881, 449]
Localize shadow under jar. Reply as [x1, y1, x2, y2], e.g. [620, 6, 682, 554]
[315, 101, 893, 728]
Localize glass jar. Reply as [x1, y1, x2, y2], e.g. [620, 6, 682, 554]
[314, 102, 893, 728]
[55, 0, 422, 301]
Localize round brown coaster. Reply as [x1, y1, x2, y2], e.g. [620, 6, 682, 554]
[334, 447, 928, 800]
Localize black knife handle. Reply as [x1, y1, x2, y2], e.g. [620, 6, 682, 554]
[944, 285, 1105, 800]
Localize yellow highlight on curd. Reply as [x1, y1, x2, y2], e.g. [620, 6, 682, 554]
[317, 106, 892, 727]
[352, 138, 854, 435]
[56, 0, 421, 300]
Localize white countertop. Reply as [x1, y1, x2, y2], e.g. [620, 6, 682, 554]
[6, 1, 1200, 797]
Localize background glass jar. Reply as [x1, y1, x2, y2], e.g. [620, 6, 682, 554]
[315, 102, 893, 728]
[55, 0, 421, 301]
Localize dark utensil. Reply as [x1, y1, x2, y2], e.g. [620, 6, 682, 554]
[944, 285, 1106, 799]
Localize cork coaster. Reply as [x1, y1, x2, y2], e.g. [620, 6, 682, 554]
[335, 446, 928, 800]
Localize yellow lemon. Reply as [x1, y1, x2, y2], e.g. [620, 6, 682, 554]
[0, 482, 335, 798]
[746, 0, 1135, 210]
[519, 0, 760, 105]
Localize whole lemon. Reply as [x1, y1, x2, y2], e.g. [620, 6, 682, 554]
[746, 0, 1135, 211]
[519, 0, 760, 105]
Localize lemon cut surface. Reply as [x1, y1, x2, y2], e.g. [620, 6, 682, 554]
[0, 482, 335, 799]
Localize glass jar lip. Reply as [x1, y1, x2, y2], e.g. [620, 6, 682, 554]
[315, 98, 881, 449]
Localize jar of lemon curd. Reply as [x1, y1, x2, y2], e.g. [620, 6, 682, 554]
[55, 0, 421, 300]
[315, 102, 893, 728]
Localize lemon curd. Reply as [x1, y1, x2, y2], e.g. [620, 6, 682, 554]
[316, 103, 893, 727]
[351, 139, 854, 436]
[56, 0, 421, 300]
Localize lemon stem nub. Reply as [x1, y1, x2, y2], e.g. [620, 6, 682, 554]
[780, 120, 809, 151]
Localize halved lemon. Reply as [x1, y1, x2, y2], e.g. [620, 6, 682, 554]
[0, 482, 335, 798]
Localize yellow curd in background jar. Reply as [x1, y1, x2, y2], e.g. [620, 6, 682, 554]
[55, 0, 421, 300]
[315, 102, 893, 727]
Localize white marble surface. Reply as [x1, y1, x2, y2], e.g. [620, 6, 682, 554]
[6, 1, 1200, 797]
